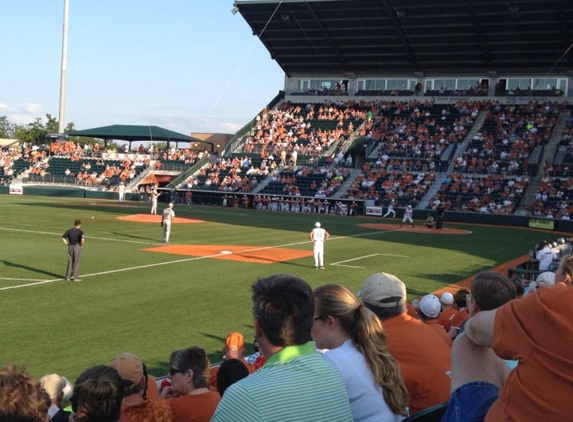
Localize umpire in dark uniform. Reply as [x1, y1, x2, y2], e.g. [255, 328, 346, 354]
[61, 219, 85, 281]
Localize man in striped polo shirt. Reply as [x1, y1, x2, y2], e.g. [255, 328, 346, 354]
[211, 274, 353, 422]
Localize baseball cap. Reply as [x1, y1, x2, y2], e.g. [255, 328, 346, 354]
[419, 294, 442, 318]
[535, 271, 555, 287]
[440, 292, 454, 305]
[225, 332, 245, 352]
[315, 222, 321, 228]
[109, 353, 143, 388]
[39, 374, 66, 401]
[358, 273, 406, 307]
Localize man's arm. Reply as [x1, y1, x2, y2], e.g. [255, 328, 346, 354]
[61, 236, 68, 245]
[463, 308, 497, 347]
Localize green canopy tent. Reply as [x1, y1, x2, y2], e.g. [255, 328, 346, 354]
[67, 124, 213, 152]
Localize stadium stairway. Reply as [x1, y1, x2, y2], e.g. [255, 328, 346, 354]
[449, 108, 488, 165]
[416, 109, 489, 210]
[331, 168, 363, 198]
[515, 108, 572, 215]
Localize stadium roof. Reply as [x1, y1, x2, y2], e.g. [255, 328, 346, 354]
[235, 0, 573, 77]
[68, 125, 214, 150]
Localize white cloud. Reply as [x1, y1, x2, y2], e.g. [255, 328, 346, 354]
[19, 103, 43, 113]
[0, 103, 45, 125]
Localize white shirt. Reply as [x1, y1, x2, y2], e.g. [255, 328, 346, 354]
[322, 340, 405, 422]
[536, 246, 556, 271]
[311, 227, 327, 242]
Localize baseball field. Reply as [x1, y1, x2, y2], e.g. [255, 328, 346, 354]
[0, 194, 557, 381]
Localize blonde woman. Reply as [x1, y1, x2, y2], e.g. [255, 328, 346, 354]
[312, 283, 409, 422]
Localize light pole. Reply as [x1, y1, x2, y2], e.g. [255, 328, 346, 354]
[58, 0, 70, 134]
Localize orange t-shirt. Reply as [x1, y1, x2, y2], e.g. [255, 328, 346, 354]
[146, 375, 159, 399]
[423, 318, 452, 347]
[449, 308, 469, 334]
[406, 302, 418, 319]
[438, 307, 458, 332]
[120, 397, 172, 422]
[168, 391, 220, 422]
[486, 283, 573, 422]
[382, 312, 451, 414]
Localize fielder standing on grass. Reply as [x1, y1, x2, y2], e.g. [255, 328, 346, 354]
[161, 203, 175, 243]
[310, 222, 329, 269]
[61, 219, 84, 281]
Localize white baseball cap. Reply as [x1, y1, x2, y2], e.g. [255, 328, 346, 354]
[315, 222, 321, 228]
[440, 292, 454, 305]
[419, 294, 441, 318]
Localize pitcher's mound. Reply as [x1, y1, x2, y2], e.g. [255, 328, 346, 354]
[358, 223, 471, 234]
[117, 214, 205, 224]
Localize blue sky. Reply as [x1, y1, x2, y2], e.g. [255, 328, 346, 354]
[0, 1, 285, 135]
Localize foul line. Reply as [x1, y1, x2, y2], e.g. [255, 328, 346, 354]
[0, 226, 402, 292]
[331, 252, 410, 269]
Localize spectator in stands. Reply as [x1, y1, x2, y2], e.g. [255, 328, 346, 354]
[312, 283, 409, 421]
[358, 272, 451, 414]
[215, 359, 249, 397]
[509, 275, 525, 298]
[71, 365, 124, 422]
[162, 346, 220, 422]
[441, 256, 573, 422]
[211, 274, 353, 421]
[109, 352, 172, 422]
[418, 294, 452, 346]
[524, 271, 555, 296]
[438, 292, 458, 332]
[39, 373, 72, 422]
[536, 240, 557, 271]
[448, 289, 470, 339]
[209, 332, 254, 392]
[0, 364, 49, 422]
[460, 271, 517, 339]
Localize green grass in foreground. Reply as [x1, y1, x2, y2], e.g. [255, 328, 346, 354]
[0, 194, 552, 381]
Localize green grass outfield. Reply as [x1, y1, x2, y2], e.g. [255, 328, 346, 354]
[0, 194, 554, 381]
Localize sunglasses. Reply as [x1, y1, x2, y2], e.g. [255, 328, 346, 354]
[169, 367, 186, 376]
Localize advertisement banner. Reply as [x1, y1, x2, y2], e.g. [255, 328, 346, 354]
[528, 218, 554, 230]
[9, 184, 23, 195]
[365, 206, 382, 216]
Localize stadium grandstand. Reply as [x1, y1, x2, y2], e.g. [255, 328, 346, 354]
[3, 0, 573, 232]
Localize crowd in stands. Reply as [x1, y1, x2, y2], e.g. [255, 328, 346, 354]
[530, 117, 573, 218]
[459, 101, 560, 176]
[530, 169, 573, 219]
[0, 146, 21, 183]
[365, 100, 482, 160]
[185, 156, 265, 193]
[6, 257, 572, 422]
[342, 162, 436, 207]
[429, 172, 529, 214]
[239, 100, 369, 159]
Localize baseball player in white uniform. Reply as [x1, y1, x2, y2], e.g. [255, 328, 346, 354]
[383, 199, 396, 218]
[118, 182, 126, 203]
[151, 188, 160, 214]
[161, 203, 175, 243]
[401, 205, 415, 228]
[309, 222, 330, 269]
